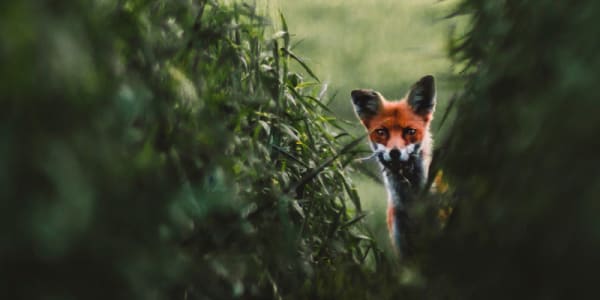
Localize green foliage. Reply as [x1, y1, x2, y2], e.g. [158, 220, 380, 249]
[422, 0, 600, 298]
[7, 0, 596, 299]
[0, 1, 391, 299]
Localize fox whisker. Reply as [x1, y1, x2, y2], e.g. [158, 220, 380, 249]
[356, 151, 382, 161]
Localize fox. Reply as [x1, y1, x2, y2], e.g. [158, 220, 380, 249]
[351, 75, 436, 258]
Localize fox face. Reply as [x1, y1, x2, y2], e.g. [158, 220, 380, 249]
[351, 75, 436, 176]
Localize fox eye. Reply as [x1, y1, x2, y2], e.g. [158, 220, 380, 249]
[404, 128, 417, 136]
[374, 128, 389, 138]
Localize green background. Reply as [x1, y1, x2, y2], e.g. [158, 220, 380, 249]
[277, 0, 465, 253]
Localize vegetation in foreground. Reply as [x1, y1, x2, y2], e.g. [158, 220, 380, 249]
[1, 0, 387, 298]
[2, 0, 600, 299]
[423, 1, 600, 298]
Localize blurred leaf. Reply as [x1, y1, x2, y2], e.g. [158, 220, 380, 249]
[281, 47, 320, 82]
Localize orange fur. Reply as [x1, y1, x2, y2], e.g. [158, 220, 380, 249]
[364, 99, 431, 153]
[352, 76, 436, 255]
[386, 206, 394, 235]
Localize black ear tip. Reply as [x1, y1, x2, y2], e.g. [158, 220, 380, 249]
[351, 89, 381, 118]
[408, 75, 436, 114]
[351, 89, 378, 103]
[420, 75, 435, 85]
[351, 89, 377, 97]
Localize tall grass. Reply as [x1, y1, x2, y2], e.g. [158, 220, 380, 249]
[0, 0, 424, 298]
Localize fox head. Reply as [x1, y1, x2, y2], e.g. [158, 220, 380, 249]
[351, 75, 436, 172]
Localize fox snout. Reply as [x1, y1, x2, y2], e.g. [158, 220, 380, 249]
[380, 145, 417, 163]
[389, 148, 401, 161]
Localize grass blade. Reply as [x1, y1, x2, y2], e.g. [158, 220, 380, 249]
[281, 47, 320, 82]
[285, 135, 365, 194]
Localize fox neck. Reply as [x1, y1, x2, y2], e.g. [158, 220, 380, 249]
[380, 139, 431, 258]
[380, 132, 432, 205]
[381, 156, 426, 207]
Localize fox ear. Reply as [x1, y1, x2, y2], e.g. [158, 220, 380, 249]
[407, 75, 436, 115]
[351, 89, 382, 122]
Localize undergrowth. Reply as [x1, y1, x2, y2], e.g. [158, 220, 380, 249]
[0, 0, 405, 299]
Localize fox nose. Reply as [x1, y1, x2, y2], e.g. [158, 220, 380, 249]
[389, 149, 400, 161]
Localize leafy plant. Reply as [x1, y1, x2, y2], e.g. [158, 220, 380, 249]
[421, 1, 600, 299]
[0, 0, 394, 299]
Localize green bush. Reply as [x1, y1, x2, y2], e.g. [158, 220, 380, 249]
[0, 1, 387, 299]
[422, 0, 600, 298]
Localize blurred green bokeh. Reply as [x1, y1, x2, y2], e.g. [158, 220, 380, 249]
[278, 0, 464, 120]
[424, 1, 600, 298]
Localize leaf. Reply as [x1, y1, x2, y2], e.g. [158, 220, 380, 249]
[271, 144, 309, 168]
[341, 212, 368, 229]
[341, 175, 361, 211]
[285, 135, 366, 194]
[279, 12, 290, 48]
[280, 47, 320, 82]
[258, 120, 271, 136]
[279, 123, 299, 141]
[271, 30, 288, 40]
[291, 200, 305, 218]
[352, 234, 373, 241]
